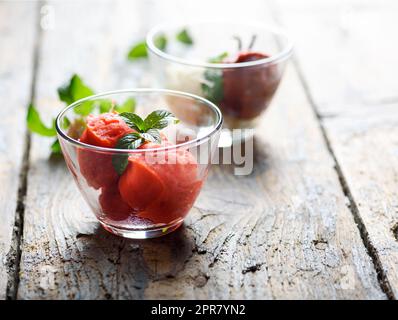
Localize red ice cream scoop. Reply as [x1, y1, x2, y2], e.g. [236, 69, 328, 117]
[221, 51, 280, 120]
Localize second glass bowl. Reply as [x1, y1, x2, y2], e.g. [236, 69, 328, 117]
[147, 20, 293, 130]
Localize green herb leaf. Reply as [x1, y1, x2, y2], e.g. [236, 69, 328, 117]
[26, 104, 57, 137]
[154, 34, 167, 50]
[57, 74, 95, 106]
[208, 52, 229, 63]
[114, 110, 179, 174]
[176, 28, 193, 45]
[119, 112, 145, 132]
[112, 133, 144, 175]
[62, 116, 71, 130]
[112, 154, 129, 176]
[141, 129, 161, 144]
[97, 99, 113, 113]
[143, 110, 179, 130]
[115, 132, 143, 149]
[127, 41, 147, 60]
[50, 139, 61, 154]
[74, 101, 95, 116]
[146, 128, 162, 143]
[115, 98, 136, 113]
[202, 69, 224, 104]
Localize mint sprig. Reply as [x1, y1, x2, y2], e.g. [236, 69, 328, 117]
[27, 104, 57, 137]
[112, 110, 179, 175]
[112, 133, 144, 174]
[27, 74, 136, 156]
[127, 29, 194, 63]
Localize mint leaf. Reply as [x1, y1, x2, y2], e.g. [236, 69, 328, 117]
[62, 116, 71, 130]
[146, 128, 161, 143]
[176, 28, 193, 45]
[57, 74, 94, 106]
[141, 129, 161, 143]
[202, 69, 224, 104]
[208, 52, 228, 63]
[51, 139, 61, 154]
[97, 99, 113, 113]
[143, 110, 179, 130]
[112, 133, 144, 175]
[112, 153, 129, 176]
[27, 104, 57, 137]
[74, 101, 95, 116]
[127, 41, 147, 60]
[115, 132, 143, 150]
[119, 112, 145, 132]
[154, 34, 167, 50]
[115, 98, 136, 113]
[114, 110, 179, 174]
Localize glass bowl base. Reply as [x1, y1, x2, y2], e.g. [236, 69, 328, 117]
[99, 219, 184, 239]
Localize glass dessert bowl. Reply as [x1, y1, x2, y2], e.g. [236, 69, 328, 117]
[56, 89, 222, 239]
[147, 21, 293, 131]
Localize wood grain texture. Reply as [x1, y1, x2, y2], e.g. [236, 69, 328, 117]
[0, 1, 37, 299]
[17, 0, 385, 299]
[273, 0, 398, 298]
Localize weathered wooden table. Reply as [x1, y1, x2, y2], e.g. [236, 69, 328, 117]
[1, 0, 397, 300]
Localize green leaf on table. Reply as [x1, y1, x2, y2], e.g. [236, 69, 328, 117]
[127, 34, 167, 62]
[57, 74, 95, 106]
[97, 99, 113, 113]
[112, 133, 144, 175]
[143, 109, 179, 130]
[176, 28, 193, 45]
[74, 101, 95, 116]
[127, 41, 148, 60]
[115, 98, 136, 113]
[154, 33, 167, 50]
[208, 52, 229, 63]
[201, 69, 224, 104]
[119, 112, 145, 132]
[26, 104, 57, 137]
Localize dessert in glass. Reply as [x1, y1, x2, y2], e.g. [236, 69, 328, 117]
[147, 21, 293, 130]
[55, 89, 222, 239]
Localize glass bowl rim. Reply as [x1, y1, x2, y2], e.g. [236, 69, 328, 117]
[55, 88, 223, 154]
[146, 20, 294, 69]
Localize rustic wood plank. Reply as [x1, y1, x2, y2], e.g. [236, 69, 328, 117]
[0, 1, 38, 299]
[273, 0, 398, 298]
[18, 0, 384, 299]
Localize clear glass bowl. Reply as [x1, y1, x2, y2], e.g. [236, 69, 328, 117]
[147, 21, 293, 130]
[56, 89, 222, 239]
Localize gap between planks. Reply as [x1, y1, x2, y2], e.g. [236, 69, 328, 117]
[267, 0, 395, 300]
[5, 1, 43, 301]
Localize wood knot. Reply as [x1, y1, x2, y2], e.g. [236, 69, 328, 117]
[313, 239, 328, 250]
[242, 263, 262, 274]
[392, 223, 398, 241]
[194, 273, 209, 288]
